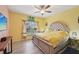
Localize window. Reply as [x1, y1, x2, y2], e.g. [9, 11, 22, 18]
[23, 16, 38, 35]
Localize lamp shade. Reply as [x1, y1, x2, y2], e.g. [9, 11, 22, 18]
[71, 32, 77, 39]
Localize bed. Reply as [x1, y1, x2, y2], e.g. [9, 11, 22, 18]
[32, 21, 70, 54]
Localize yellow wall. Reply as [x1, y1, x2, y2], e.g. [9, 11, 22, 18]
[9, 12, 44, 42]
[9, 12, 27, 42]
[45, 6, 79, 38]
[35, 18, 47, 32]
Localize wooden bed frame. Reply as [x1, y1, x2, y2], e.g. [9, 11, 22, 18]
[32, 21, 70, 54]
[32, 35, 69, 54]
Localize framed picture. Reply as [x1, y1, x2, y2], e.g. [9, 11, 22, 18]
[0, 13, 7, 31]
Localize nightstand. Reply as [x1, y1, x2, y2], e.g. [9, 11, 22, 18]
[69, 38, 79, 50]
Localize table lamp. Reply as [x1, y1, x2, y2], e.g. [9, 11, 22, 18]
[71, 32, 77, 39]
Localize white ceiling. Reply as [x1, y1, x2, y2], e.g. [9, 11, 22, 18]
[8, 5, 77, 18]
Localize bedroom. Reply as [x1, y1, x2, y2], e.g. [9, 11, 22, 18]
[0, 5, 79, 54]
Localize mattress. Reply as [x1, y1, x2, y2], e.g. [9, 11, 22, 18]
[35, 31, 69, 48]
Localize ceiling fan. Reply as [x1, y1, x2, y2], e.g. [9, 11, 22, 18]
[34, 5, 52, 15]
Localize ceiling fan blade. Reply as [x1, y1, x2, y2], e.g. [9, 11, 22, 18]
[40, 5, 45, 9]
[45, 5, 50, 9]
[34, 6, 41, 10]
[34, 11, 40, 13]
[45, 11, 52, 13]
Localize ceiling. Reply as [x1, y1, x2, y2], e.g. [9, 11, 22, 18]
[8, 5, 77, 18]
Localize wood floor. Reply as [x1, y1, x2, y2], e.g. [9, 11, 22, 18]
[12, 40, 43, 54]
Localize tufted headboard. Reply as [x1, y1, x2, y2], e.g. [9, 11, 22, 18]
[49, 21, 70, 33]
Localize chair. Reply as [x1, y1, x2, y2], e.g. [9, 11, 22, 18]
[0, 36, 12, 54]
